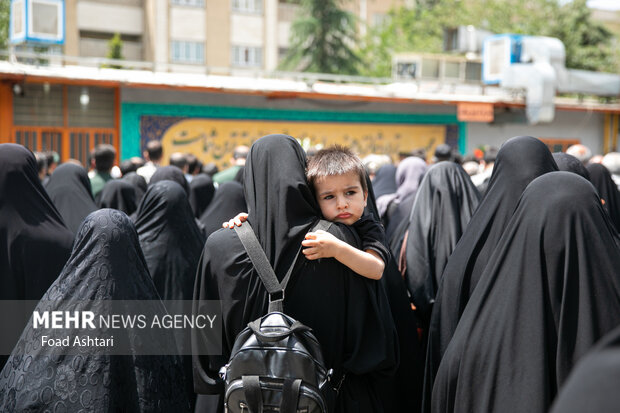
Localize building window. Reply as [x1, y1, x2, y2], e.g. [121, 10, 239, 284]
[171, 0, 204, 6]
[170, 41, 204, 64]
[232, 0, 262, 13]
[232, 46, 262, 67]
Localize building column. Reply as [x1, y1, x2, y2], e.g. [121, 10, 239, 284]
[264, 0, 278, 72]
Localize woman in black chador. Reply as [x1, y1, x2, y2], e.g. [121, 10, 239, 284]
[0, 144, 74, 301]
[587, 162, 620, 232]
[135, 180, 205, 302]
[432, 172, 620, 413]
[150, 165, 189, 194]
[122, 171, 148, 204]
[552, 152, 590, 180]
[0, 144, 75, 369]
[192, 134, 397, 412]
[134, 180, 205, 410]
[550, 324, 620, 413]
[189, 174, 216, 219]
[198, 181, 247, 239]
[424, 136, 558, 410]
[0, 209, 190, 412]
[97, 179, 138, 216]
[403, 161, 480, 328]
[45, 162, 98, 234]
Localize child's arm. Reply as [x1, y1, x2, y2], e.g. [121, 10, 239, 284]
[302, 230, 385, 280]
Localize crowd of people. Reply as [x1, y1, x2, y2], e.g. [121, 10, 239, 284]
[0, 134, 619, 412]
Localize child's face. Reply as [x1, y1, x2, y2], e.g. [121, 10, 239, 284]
[314, 172, 367, 225]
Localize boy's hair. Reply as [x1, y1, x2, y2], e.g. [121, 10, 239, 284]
[306, 145, 368, 193]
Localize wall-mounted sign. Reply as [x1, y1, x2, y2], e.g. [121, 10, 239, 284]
[457, 102, 494, 123]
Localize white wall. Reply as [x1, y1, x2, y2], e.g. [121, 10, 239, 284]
[77, 1, 143, 35]
[170, 7, 206, 41]
[467, 109, 604, 154]
[230, 14, 264, 47]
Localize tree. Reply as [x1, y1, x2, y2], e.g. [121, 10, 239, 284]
[281, 0, 361, 75]
[0, 0, 9, 51]
[358, 0, 617, 77]
[549, 0, 615, 71]
[106, 33, 123, 68]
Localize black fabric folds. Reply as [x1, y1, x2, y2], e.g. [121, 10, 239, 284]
[372, 164, 397, 199]
[97, 179, 138, 215]
[0, 144, 73, 301]
[192, 134, 398, 413]
[552, 152, 590, 180]
[135, 180, 205, 301]
[0, 144, 74, 369]
[550, 324, 620, 413]
[122, 171, 148, 204]
[431, 172, 620, 413]
[45, 163, 98, 234]
[365, 175, 424, 413]
[188, 174, 215, 218]
[150, 165, 189, 194]
[404, 161, 480, 325]
[0, 209, 190, 412]
[423, 136, 559, 409]
[198, 181, 247, 239]
[587, 162, 620, 232]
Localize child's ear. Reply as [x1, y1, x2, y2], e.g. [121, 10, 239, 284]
[363, 190, 368, 207]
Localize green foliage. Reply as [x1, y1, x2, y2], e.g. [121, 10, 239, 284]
[548, 0, 615, 71]
[106, 33, 124, 68]
[0, 0, 9, 51]
[357, 0, 618, 77]
[281, 0, 361, 75]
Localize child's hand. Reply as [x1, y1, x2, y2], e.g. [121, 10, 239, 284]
[301, 230, 340, 260]
[222, 212, 248, 228]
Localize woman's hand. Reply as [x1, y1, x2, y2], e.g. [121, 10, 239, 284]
[222, 212, 248, 228]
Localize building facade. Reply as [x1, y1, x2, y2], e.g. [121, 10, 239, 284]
[62, 0, 404, 72]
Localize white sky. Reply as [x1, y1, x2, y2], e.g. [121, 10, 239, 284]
[587, 0, 620, 11]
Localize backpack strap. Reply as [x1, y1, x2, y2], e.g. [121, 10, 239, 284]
[235, 220, 332, 313]
[242, 375, 263, 413]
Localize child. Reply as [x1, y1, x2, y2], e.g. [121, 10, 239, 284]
[225, 145, 389, 280]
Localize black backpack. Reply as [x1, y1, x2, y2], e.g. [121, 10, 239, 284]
[220, 221, 336, 413]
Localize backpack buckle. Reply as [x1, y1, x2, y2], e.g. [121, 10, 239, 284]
[269, 289, 285, 302]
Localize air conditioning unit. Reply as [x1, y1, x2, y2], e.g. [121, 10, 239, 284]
[10, 0, 65, 45]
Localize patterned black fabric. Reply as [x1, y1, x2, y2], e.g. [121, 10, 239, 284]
[0, 209, 190, 412]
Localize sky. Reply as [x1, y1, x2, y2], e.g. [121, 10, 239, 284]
[587, 0, 620, 10]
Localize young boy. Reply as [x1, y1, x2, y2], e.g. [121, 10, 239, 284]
[225, 145, 389, 280]
[302, 145, 388, 280]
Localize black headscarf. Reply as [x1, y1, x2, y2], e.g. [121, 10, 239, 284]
[198, 181, 247, 239]
[372, 164, 397, 199]
[553, 152, 590, 180]
[0, 144, 73, 301]
[0, 144, 74, 369]
[122, 171, 148, 204]
[188, 174, 216, 219]
[424, 136, 559, 409]
[0, 209, 190, 412]
[192, 134, 398, 413]
[45, 163, 98, 234]
[587, 163, 620, 232]
[432, 172, 620, 413]
[150, 166, 189, 194]
[550, 324, 620, 413]
[135, 181, 205, 301]
[97, 179, 138, 216]
[404, 161, 480, 325]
